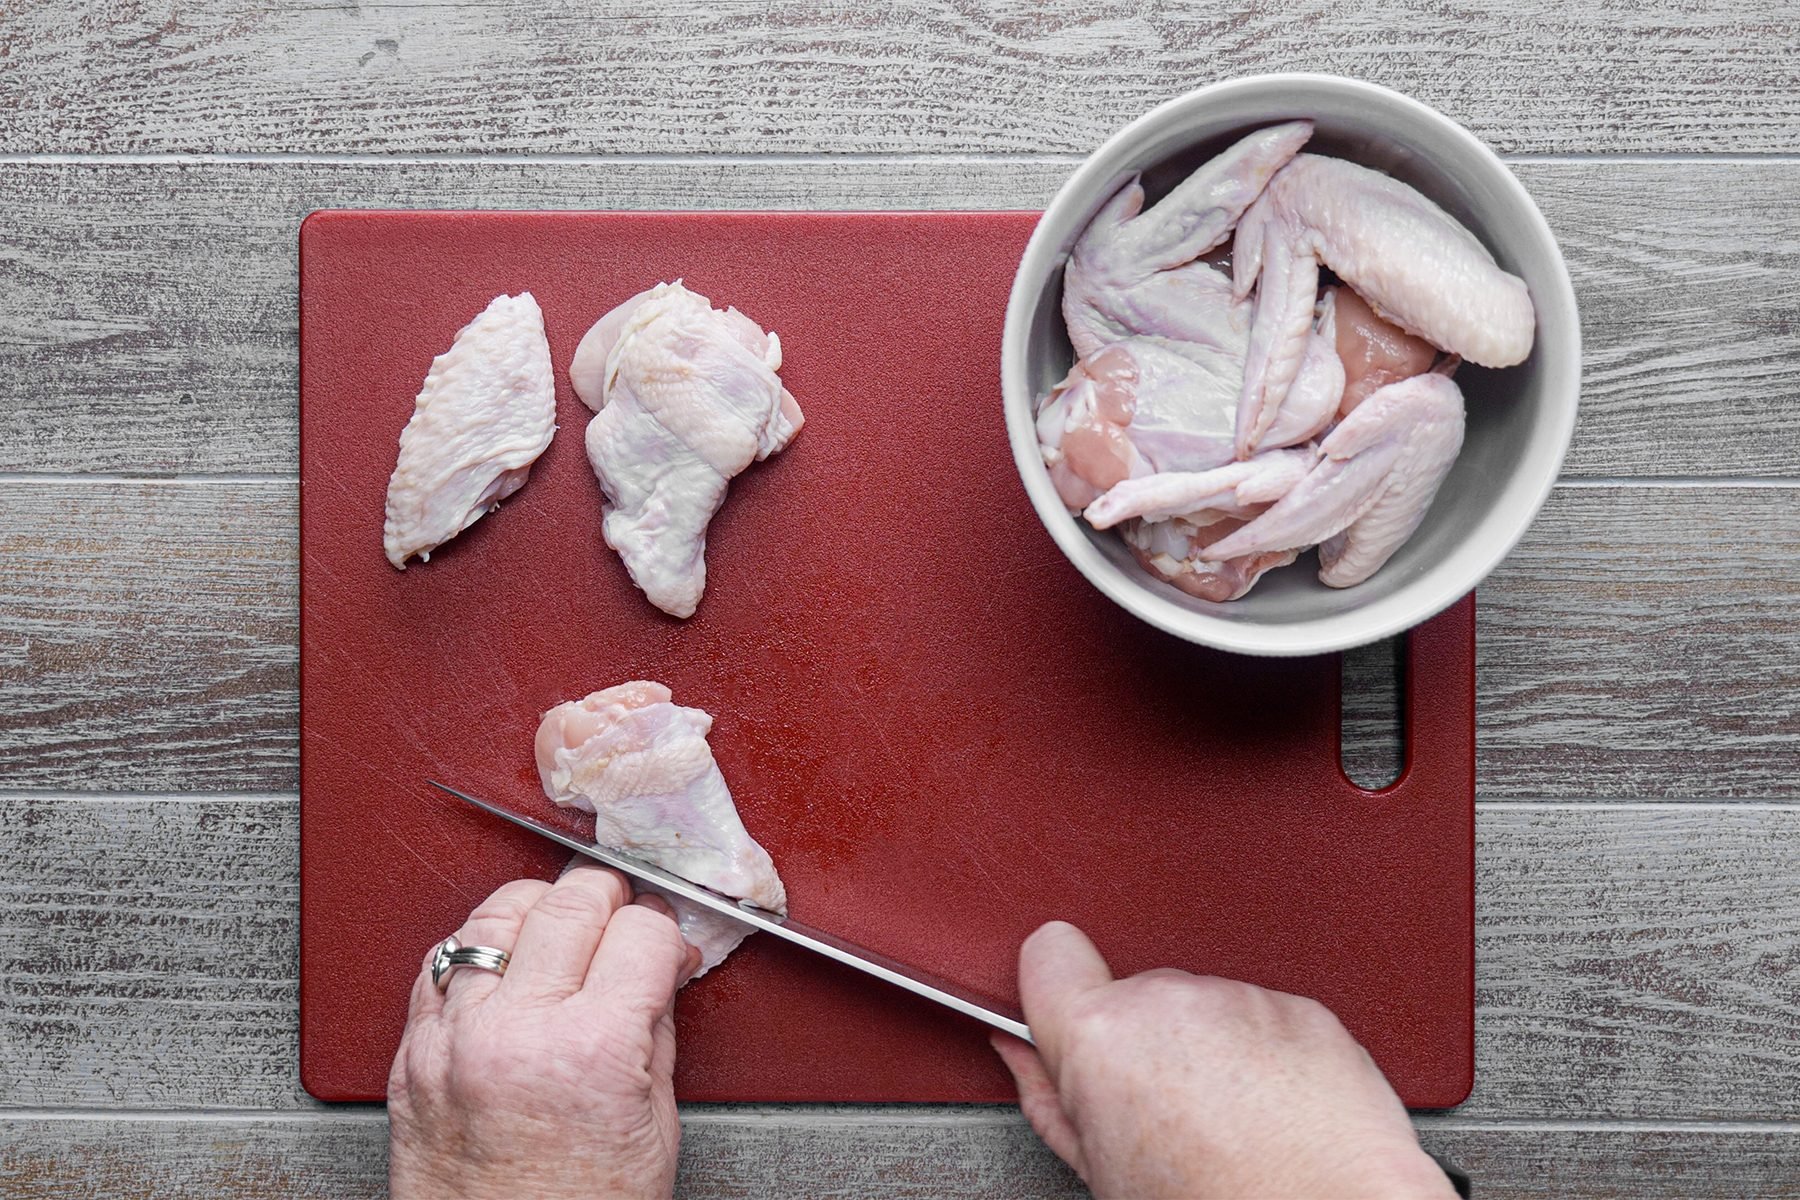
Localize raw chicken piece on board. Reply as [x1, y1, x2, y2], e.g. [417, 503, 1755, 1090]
[569, 282, 804, 618]
[382, 293, 555, 568]
[536, 681, 787, 976]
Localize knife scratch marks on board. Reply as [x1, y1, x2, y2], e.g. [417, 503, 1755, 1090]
[383, 812, 473, 901]
[948, 818, 1011, 897]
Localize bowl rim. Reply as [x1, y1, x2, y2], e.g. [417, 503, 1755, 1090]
[1000, 72, 1581, 657]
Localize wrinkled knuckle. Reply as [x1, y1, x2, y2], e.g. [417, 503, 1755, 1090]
[399, 1025, 449, 1085]
[1134, 966, 1192, 984]
[564, 861, 633, 892]
[1094, 971, 1183, 1023]
[618, 901, 682, 946]
[532, 880, 618, 925]
[386, 1050, 412, 1096]
[581, 1025, 657, 1087]
[445, 1035, 512, 1102]
[1127, 968, 1198, 1004]
[472, 880, 548, 925]
[1187, 974, 1259, 1012]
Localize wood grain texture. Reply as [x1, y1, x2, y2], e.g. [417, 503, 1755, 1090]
[0, 798, 300, 1108]
[2, 1117, 1798, 1200]
[2, 482, 1791, 797]
[4, 2, 1799, 155]
[1468, 806, 1800, 1119]
[1412, 1125, 1800, 1199]
[1475, 487, 1800, 799]
[2, 797, 1795, 1120]
[0, 484, 297, 792]
[3, 160, 1797, 477]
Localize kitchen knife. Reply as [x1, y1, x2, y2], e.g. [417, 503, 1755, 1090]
[429, 780, 1032, 1043]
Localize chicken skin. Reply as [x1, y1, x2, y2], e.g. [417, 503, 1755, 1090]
[382, 293, 555, 568]
[1062, 121, 1312, 359]
[536, 681, 786, 975]
[1204, 371, 1466, 588]
[1232, 153, 1533, 456]
[571, 283, 803, 618]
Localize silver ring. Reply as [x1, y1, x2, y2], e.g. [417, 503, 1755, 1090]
[432, 935, 511, 991]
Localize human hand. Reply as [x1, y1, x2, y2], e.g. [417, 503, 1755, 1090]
[388, 860, 703, 1200]
[992, 922, 1455, 1200]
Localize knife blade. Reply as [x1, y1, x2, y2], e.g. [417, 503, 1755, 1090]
[428, 780, 1032, 1043]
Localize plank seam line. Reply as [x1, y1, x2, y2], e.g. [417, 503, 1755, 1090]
[0, 472, 295, 485]
[0, 1108, 389, 1124]
[1557, 476, 1800, 489]
[1, 1109, 1797, 1134]
[683, 1113, 1800, 1133]
[1413, 1118, 1800, 1134]
[3, 793, 1792, 811]
[0, 152, 1082, 168]
[3, 473, 1797, 489]
[1474, 800, 1800, 812]
[0, 791, 297, 804]
[0, 152, 1796, 167]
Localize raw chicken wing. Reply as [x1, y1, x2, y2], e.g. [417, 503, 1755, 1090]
[572, 282, 803, 618]
[1038, 322, 1338, 518]
[1262, 292, 1344, 449]
[1044, 125, 1336, 510]
[1083, 447, 1315, 530]
[536, 681, 787, 975]
[1204, 372, 1466, 587]
[1093, 449, 1314, 603]
[382, 293, 555, 568]
[1232, 153, 1534, 456]
[1062, 122, 1312, 359]
[1036, 338, 1241, 510]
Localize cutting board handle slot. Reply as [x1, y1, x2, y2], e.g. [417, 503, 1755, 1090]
[1339, 634, 1408, 792]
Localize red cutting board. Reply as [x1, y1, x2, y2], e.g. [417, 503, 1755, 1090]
[299, 210, 1473, 1106]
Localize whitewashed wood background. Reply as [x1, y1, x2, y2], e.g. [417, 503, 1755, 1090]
[2, 2, 1798, 1196]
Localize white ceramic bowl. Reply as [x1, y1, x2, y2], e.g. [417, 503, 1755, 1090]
[1002, 74, 1579, 656]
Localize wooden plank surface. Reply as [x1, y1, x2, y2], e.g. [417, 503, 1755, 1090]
[1468, 805, 1800, 1119]
[6, 4, 1799, 1192]
[1475, 485, 1800, 799]
[4, 2, 1799, 156]
[3, 796, 1794, 1120]
[0, 798, 298, 1110]
[0, 484, 297, 792]
[2, 161, 1798, 478]
[3, 482, 1792, 797]
[2, 1115, 1798, 1200]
